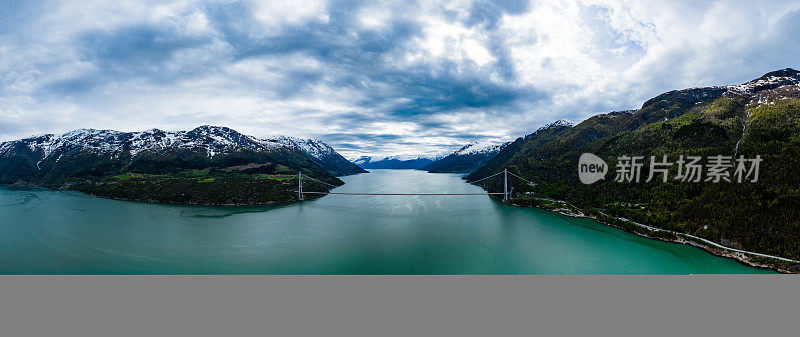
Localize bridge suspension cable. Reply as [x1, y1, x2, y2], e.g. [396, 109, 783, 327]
[297, 168, 530, 199]
[299, 173, 339, 188]
[507, 171, 537, 186]
[465, 170, 505, 184]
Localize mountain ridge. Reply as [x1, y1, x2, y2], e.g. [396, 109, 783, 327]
[266, 135, 367, 176]
[0, 125, 357, 205]
[423, 141, 511, 173]
[0, 125, 363, 181]
[352, 155, 443, 169]
[466, 68, 800, 268]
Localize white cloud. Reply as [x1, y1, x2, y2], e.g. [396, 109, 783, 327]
[1, 0, 799, 157]
[251, 0, 329, 27]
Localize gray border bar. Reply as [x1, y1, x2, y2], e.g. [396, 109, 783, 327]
[0, 275, 797, 337]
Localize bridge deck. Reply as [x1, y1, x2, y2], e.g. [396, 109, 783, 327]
[301, 192, 506, 196]
[298, 168, 530, 199]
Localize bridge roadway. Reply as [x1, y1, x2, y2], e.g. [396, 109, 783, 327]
[300, 192, 506, 196]
[299, 169, 527, 199]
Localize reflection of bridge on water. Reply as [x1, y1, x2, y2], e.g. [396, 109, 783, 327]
[297, 169, 536, 201]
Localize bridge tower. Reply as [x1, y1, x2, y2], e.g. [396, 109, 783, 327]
[503, 168, 508, 201]
[298, 172, 303, 200]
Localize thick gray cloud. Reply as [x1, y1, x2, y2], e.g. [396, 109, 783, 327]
[1, 0, 799, 157]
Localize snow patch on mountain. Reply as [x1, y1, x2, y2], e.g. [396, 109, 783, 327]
[264, 136, 335, 160]
[535, 119, 574, 133]
[452, 142, 510, 156]
[726, 68, 800, 95]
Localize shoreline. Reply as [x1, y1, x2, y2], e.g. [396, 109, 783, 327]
[0, 183, 316, 207]
[79, 191, 313, 207]
[505, 196, 799, 274]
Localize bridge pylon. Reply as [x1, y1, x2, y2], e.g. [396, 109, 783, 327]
[503, 168, 508, 201]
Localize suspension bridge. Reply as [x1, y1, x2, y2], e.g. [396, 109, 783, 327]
[297, 169, 536, 201]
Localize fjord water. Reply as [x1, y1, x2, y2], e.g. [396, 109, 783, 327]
[0, 170, 770, 274]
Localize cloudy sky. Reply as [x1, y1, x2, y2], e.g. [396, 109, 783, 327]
[2, 0, 799, 157]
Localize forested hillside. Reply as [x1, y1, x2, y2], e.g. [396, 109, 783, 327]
[467, 69, 800, 262]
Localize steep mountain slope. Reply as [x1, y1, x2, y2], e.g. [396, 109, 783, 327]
[468, 120, 574, 179]
[422, 141, 510, 173]
[467, 68, 800, 264]
[0, 126, 343, 204]
[267, 136, 367, 176]
[352, 155, 442, 169]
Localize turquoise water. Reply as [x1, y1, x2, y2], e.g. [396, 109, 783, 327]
[0, 170, 771, 274]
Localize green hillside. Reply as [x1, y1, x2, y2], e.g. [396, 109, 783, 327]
[467, 69, 800, 264]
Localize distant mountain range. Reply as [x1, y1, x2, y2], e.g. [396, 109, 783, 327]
[467, 68, 800, 268]
[0, 125, 360, 204]
[352, 141, 511, 173]
[352, 155, 443, 169]
[422, 141, 511, 173]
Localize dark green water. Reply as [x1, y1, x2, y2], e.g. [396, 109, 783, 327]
[0, 169, 771, 274]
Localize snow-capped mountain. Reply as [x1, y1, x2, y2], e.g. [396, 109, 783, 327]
[0, 126, 350, 184]
[453, 142, 510, 156]
[723, 68, 800, 107]
[0, 126, 282, 162]
[638, 68, 800, 117]
[536, 119, 574, 131]
[422, 141, 510, 173]
[725, 68, 799, 96]
[266, 136, 366, 176]
[352, 155, 443, 169]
